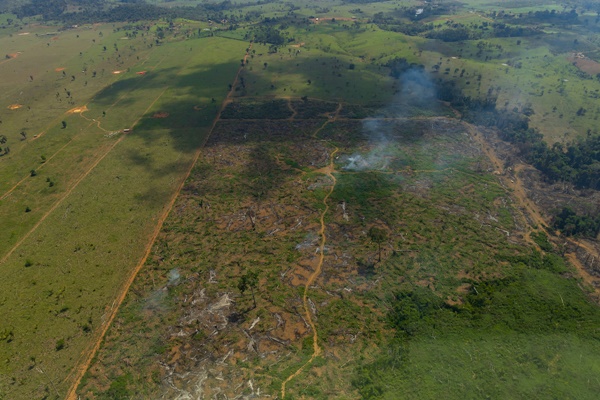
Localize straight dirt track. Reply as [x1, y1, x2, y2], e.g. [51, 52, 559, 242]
[65, 43, 253, 400]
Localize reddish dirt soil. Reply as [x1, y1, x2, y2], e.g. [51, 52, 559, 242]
[568, 54, 600, 75]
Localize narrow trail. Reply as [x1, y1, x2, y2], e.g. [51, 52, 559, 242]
[77, 111, 109, 133]
[286, 97, 297, 120]
[280, 146, 338, 399]
[65, 43, 253, 400]
[280, 104, 341, 399]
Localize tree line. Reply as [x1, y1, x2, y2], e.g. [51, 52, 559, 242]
[11, 0, 275, 24]
[432, 75, 599, 238]
[372, 12, 541, 41]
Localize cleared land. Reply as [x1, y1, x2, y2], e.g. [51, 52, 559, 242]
[75, 101, 600, 399]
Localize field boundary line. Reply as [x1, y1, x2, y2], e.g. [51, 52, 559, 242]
[65, 43, 253, 400]
[0, 132, 127, 266]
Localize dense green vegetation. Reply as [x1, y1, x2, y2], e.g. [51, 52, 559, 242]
[354, 262, 600, 399]
[553, 207, 600, 237]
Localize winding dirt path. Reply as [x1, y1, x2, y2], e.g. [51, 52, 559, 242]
[65, 43, 253, 400]
[280, 104, 341, 398]
[280, 146, 338, 399]
[286, 97, 297, 120]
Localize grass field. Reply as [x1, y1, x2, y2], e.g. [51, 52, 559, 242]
[0, 22, 247, 398]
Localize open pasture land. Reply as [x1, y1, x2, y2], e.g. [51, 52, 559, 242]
[0, 24, 247, 398]
[253, 0, 600, 143]
[75, 99, 600, 399]
[229, 0, 600, 143]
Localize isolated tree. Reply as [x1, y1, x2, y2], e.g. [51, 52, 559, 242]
[61, 121, 67, 129]
[246, 208, 256, 230]
[238, 270, 259, 309]
[368, 226, 388, 262]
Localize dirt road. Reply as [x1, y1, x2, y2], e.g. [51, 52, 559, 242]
[65, 43, 253, 400]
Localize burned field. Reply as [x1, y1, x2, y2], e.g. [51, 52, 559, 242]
[77, 100, 600, 399]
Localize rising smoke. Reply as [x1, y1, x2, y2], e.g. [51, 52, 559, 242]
[343, 68, 438, 171]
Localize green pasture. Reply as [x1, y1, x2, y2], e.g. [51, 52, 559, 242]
[0, 24, 153, 189]
[458, 0, 565, 12]
[0, 28, 247, 398]
[229, 14, 600, 142]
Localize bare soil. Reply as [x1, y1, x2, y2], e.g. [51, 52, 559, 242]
[568, 53, 600, 75]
